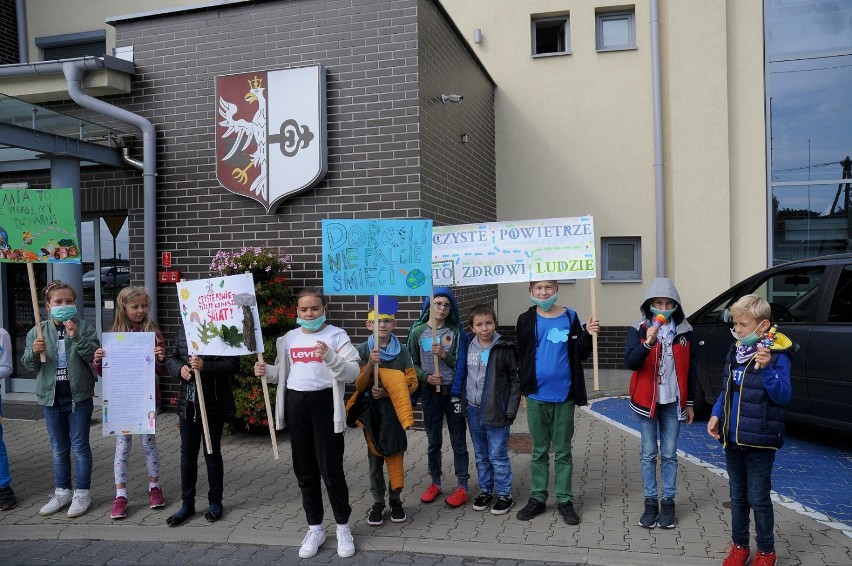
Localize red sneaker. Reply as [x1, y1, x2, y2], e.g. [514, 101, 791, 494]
[445, 487, 468, 508]
[110, 496, 128, 519]
[420, 484, 442, 503]
[722, 543, 751, 566]
[148, 486, 166, 509]
[753, 550, 777, 566]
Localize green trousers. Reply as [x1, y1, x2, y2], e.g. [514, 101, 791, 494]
[526, 398, 575, 504]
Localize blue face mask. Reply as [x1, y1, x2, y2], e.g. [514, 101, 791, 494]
[530, 294, 558, 312]
[650, 306, 677, 321]
[297, 314, 326, 331]
[50, 305, 77, 322]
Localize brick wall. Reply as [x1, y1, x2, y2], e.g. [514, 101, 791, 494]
[2, 0, 497, 407]
[0, 0, 19, 65]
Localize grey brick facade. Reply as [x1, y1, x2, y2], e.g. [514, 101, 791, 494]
[0, 0, 505, 402]
[0, 0, 18, 65]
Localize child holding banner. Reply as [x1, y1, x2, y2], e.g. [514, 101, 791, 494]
[407, 287, 470, 508]
[462, 303, 521, 515]
[21, 281, 100, 518]
[254, 287, 360, 559]
[624, 277, 696, 529]
[164, 330, 238, 527]
[92, 286, 168, 519]
[346, 296, 418, 527]
[515, 280, 598, 525]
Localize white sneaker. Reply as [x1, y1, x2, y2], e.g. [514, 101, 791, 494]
[336, 524, 355, 558]
[298, 528, 326, 559]
[67, 490, 92, 518]
[39, 489, 72, 516]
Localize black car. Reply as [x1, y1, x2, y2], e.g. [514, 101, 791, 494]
[689, 253, 852, 432]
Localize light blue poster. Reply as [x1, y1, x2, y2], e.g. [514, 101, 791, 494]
[322, 219, 433, 296]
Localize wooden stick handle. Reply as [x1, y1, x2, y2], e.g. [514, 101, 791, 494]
[257, 352, 279, 460]
[430, 290, 440, 392]
[373, 294, 380, 389]
[27, 262, 46, 363]
[590, 279, 599, 391]
[193, 366, 213, 455]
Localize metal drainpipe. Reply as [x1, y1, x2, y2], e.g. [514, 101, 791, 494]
[62, 61, 159, 316]
[650, 0, 665, 277]
[16, 0, 28, 63]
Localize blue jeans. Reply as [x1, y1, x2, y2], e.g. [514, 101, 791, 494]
[637, 401, 681, 499]
[422, 388, 469, 486]
[43, 398, 94, 490]
[0, 395, 10, 488]
[726, 446, 777, 552]
[466, 404, 512, 496]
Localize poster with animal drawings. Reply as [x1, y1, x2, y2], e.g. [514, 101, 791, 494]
[176, 273, 264, 356]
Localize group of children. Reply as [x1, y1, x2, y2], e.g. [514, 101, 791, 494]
[16, 281, 233, 527]
[4, 276, 791, 565]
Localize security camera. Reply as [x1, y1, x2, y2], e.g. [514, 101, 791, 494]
[441, 94, 463, 104]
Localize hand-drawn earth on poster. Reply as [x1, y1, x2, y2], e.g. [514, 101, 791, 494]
[322, 219, 433, 297]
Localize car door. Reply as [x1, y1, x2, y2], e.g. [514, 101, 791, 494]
[804, 261, 852, 428]
[690, 287, 742, 406]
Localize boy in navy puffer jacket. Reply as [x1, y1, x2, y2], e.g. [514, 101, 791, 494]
[708, 294, 793, 566]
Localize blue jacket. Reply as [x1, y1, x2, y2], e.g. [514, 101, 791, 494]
[711, 333, 793, 449]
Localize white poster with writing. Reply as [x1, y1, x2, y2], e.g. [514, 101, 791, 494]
[101, 332, 156, 436]
[431, 216, 596, 286]
[175, 273, 264, 356]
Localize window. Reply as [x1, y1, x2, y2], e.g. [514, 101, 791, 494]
[828, 265, 852, 323]
[596, 9, 636, 52]
[749, 266, 824, 323]
[532, 16, 570, 56]
[601, 237, 641, 281]
[36, 30, 106, 61]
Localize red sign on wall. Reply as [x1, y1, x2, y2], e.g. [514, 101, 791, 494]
[162, 252, 172, 268]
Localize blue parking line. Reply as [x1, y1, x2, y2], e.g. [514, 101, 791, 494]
[587, 397, 852, 525]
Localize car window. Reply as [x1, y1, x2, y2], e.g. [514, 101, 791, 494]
[827, 265, 852, 323]
[691, 287, 741, 325]
[749, 266, 824, 323]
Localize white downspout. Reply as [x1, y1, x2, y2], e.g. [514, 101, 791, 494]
[650, 0, 665, 277]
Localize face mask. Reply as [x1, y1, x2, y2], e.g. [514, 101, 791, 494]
[530, 294, 558, 311]
[650, 306, 676, 321]
[50, 305, 77, 322]
[731, 321, 768, 346]
[297, 314, 326, 331]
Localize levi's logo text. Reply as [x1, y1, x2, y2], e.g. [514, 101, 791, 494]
[290, 347, 322, 364]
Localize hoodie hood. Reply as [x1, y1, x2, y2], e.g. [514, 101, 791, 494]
[640, 277, 684, 323]
[417, 286, 461, 327]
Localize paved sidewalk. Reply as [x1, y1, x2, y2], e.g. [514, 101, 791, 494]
[0, 369, 848, 565]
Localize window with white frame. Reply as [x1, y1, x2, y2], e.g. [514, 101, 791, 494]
[596, 9, 636, 52]
[532, 15, 570, 57]
[602, 237, 641, 281]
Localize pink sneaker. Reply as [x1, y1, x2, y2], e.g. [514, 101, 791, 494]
[148, 487, 165, 509]
[110, 496, 128, 519]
